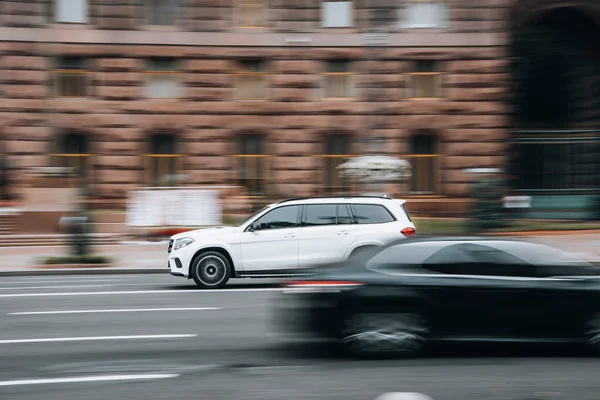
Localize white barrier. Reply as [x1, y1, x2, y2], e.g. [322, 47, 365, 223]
[126, 187, 222, 227]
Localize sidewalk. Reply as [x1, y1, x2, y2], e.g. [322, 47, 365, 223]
[0, 233, 599, 276]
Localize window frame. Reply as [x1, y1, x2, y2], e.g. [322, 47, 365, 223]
[322, 60, 354, 100]
[234, 60, 269, 100]
[232, 134, 269, 197]
[349, 203, 397, 225]
[52, 0, 89, 24]
[53, 58, 90, 98]
[233, 0, 269, 28]
[398, 0, 449, 30]
[144, 134, 182, 187]
[320, 134, 354, 195]
[407, 133, 442, 195]
[143, 59, 183, 99]
[300, 203, 354, 227]
[50, 133, 93, 189]
[405, 61, 444, 100]
[321, 0, 354, 28]
[246, 204, 302, 231]
[144, 0, 183, 27]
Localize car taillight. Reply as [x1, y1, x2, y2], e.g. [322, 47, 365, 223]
[401, 227, 416, 237]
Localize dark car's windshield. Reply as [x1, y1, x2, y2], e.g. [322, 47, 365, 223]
[233, 206, 270, 227]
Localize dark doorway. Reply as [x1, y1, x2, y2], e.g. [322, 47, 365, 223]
[509, 6, 600, 219]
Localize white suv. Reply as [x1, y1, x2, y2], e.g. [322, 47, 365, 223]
[168, 196, 416, 288]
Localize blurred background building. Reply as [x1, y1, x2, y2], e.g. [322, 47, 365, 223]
[0, 0, 598, 232]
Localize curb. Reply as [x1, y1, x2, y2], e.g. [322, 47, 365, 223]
[0, 268, 167, 277]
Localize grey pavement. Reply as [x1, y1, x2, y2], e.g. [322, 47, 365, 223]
[1, 274, 600, 400]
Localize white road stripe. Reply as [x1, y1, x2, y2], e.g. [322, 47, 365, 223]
[0, 279, 125, 285]
[0, 283, 163, 291]
[0, 334, 197, 344]
[0, 288, 285, 298]
[0, 284, 115, 291]
[0, 374, 179, 387]
[9, 307, 221, 315]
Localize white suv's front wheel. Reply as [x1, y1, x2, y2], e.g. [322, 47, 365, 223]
[190, 251, 231, 289]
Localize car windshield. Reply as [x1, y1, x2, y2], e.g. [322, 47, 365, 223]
[233, 206, 270, 227]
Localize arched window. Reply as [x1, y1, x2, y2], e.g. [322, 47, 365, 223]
[233, 134, 268, 196]
[146, 133, 179, 187]
[323, 135, 353, 195]
[407, 134, 440, 194]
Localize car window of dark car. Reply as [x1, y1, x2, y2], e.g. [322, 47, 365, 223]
[255, 205, 300, 230]
[305, 204, 337, 226]
[351, 204, 396, 224]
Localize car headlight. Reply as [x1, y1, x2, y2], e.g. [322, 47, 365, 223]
[174, 237, 194, 250]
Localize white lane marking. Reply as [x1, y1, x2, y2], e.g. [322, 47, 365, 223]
[0, 334, 197, 344]
[0, 283, 164, 291]
[374, 393, 434, 400]
[0, 288, 285, 298]
[0, 284, 115, 291]
[0, 374, 179, 387]
[0, 279, 125, 285]
[9, 307, 221, 315]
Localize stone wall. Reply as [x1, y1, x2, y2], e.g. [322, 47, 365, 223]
[0, 0, 514, 209]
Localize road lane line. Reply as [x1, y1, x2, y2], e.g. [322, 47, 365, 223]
[0, 288, 285, 298]
[0, 284, 116, 291]
[0, 374, 180, 387]
[0, 334, 197, 344]
[0, 283, 164, 291]
[9, 307, 221, 315]
[0, 279, 125, 285]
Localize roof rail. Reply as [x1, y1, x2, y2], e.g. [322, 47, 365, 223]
[276, 195, 392, 204]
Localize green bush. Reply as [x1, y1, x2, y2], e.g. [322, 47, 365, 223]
[41, 255, 113, 265]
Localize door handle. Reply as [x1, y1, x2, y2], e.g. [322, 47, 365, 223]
[337, 231, 349, 236]
[284, 233, 296, 239]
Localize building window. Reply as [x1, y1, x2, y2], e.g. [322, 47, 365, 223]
[399, 0, 448, 29]
[144, 59, 184, 99]
[53, 0, 88, 23]
[54, 57, 89, 98]
[51, 133, 90, 187]
[234, 135, 268, 196]
[234, 0, 268, 27]
[323, 135, 353, 195]
[323, 60, 352, 99]
[407, 134, 440, 194]
[235, 60, 268, 100]
[146, 134, 180, 186]
[146, 0, 181, 26]
[322, 0, 353, 28]
[406, 60, 442, 100]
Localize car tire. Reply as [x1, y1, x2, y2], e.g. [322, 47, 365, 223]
[339, 309, 430, 358]
[584, 312, 600, 355]
[190, 251, 231, 289]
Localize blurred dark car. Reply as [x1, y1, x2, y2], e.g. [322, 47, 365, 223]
[275, 237, 600, 357]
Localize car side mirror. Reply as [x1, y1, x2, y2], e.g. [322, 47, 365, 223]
[249, 221, 262, 232]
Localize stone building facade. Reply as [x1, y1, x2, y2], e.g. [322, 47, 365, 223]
[0, 0, 598, 218]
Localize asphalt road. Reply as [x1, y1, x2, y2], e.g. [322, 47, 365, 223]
[1, 274, 600, 400]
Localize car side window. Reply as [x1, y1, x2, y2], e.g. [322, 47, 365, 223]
[254, 205, 300, 230]
[337, 205, 353, 225]
[351, 204, 396, 224]
[426, 262, 528, 277]
[305, 204, 337, 226]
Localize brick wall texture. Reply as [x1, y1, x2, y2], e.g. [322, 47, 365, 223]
[0, 0, 554, 207]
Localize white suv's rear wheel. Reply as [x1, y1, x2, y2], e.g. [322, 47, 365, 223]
[191, 251, 231, 289]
